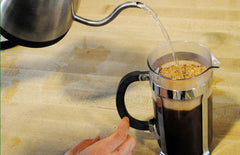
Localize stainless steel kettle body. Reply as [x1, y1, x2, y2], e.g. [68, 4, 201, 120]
[1, 0, 142, 47]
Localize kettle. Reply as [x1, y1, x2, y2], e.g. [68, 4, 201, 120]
[1, 0, 142, 48]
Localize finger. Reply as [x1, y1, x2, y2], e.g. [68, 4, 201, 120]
[65, 136, 100, 155]
[105, 117, 128, 138]
[98, 117, 130, 152]
[112, 135, 136, 155]
[106, 117, 129, 137]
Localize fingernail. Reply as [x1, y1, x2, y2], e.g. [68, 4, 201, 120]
[123, 117, 129, 122]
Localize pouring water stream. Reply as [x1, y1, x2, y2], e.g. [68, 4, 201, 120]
[137, 3, 184, 79]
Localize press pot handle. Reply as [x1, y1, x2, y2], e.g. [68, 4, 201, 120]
[116, 71, 150, 130]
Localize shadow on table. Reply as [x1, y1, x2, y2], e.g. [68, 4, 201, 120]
[211, 90, 240, 152]
[135, 130, 160, 154]
[1, 38, 148, 99]
[55, 39, 149, 101]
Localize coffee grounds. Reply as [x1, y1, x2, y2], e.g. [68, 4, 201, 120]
[159, 64, 206, 79]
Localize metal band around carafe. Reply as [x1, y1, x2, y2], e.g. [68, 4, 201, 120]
[150, 77, 213, 155]
[150, 76, 213, 101]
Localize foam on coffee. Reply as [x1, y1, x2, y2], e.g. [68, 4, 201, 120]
[162, 97, 201, 111]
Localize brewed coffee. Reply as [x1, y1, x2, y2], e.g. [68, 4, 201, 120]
[154, 94, 212, 155]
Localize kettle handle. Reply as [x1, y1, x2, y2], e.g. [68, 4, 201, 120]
[72, 1, 143, 26]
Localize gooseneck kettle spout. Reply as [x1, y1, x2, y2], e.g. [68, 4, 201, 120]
[73, 1, 142, 26]
[0, 1, 143, 48]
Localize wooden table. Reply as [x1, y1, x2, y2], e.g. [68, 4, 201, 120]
[1, 0, 240, 154]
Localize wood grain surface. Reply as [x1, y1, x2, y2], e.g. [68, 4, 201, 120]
[1, 0, 240, 154]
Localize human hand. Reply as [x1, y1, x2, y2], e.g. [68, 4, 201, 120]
[65, 117, 136, 155]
